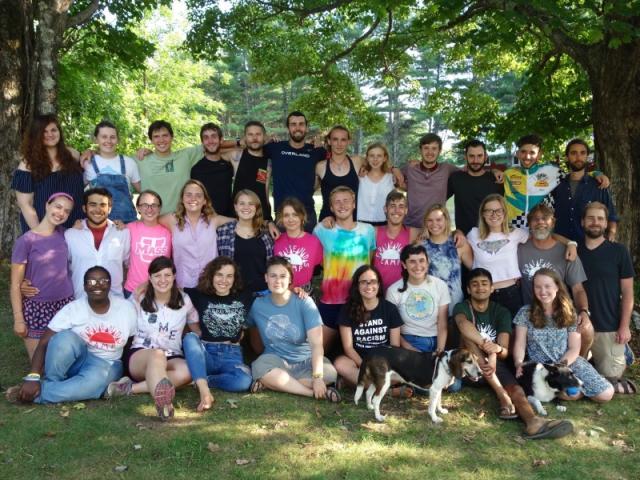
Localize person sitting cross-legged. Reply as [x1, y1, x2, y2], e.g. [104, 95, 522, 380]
[7, 266, 137, 405]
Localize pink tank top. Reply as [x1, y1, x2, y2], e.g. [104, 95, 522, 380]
[373, 226, 410, 291]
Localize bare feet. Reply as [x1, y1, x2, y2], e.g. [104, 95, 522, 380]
[197, 392, 215, 412]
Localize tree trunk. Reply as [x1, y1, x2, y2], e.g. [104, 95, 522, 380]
[587, 45, 640, 270]
[0, 1, 32, 258]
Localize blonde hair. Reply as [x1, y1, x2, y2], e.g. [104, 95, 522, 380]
[363, 142, 392, 173]
[478, 194, 510, 239]
[329, 186, 356, 203]
[423, 204, 452, 237]
[175, 179, 215, 231]
[234, 189, 264, 236]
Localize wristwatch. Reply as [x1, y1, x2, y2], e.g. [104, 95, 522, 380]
[579, 308, 591, 317]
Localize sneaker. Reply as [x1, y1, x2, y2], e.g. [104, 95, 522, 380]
[105, 376, 133, 399]
[153, 378, 175, 421]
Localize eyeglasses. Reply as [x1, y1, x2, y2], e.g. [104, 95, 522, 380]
[482, 208, 505, 217]
[138, 203, 160, 210]
[85, 278, 111, 287]
[359, 279, 379, 286]
[147, 313, 157, 324]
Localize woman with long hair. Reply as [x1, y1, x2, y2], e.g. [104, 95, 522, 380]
[10, 193, 76, 359]
[246, 256, 339, 402]
[107, 256, 200, 420]
[421, 204, 473, 316]
[183, 257, 254, 412]
[217, 189, 275, 294]
[513, 268, 613, 402]
[357, 142, 396, 226]
[273, 197, 323, 292]
[386, 244, 450, 354]
[158, 179, 234, 288]
[12, 114, 84, 232]
[334, 266, 406, 393]
[124, 190, 172, 297]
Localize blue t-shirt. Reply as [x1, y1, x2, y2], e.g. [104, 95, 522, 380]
[264, 141, 326, 211]
[247, 294, 322, 363]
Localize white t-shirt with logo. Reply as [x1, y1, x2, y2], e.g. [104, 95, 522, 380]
[48, 296, 137, 363]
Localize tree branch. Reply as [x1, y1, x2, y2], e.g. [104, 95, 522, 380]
[66, 0, 101, 29]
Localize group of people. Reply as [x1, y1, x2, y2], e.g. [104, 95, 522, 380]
[7, 111, 635, 440]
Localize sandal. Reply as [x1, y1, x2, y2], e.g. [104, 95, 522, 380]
[524, 419, 574, 440]
[608, 377, 637, 395]
[250, 379, 265, 394]
[498, 405, 518, 420]
[391, 385, 414, 399]
[153, 378, 175, 421]
[325, 386, 341, 403]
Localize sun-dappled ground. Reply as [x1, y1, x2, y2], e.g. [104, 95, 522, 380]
[1, 263, 638, 479]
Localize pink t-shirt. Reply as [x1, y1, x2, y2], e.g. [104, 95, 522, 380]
[125, 221, 172, 292]
[274, 233, 323, 287]
[373, 226, 411, 291]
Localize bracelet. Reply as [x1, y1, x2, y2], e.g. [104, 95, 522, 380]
[567, 241, 578, 247]
[311, 372, 323, 379]
[23, 373, 41, 382]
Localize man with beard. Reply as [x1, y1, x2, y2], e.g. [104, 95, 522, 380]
[578, 202, 636, 394]
[504, 135, 609, 230]
[551, 139, 618, 241]
[264, 111, 327, 231]
[447, 139, 504, 234]
[517, 204, 593, 356]
[190, 123, 235, 216]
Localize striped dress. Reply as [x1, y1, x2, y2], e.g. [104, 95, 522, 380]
[11, 169, 85, 233]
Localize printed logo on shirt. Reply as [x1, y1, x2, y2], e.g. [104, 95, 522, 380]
[534, 172, 550, 188]
[202, 301, 245, 337]
[477, 323, 497, 342]
[522, 259, 556, 280]
[280, 245, 310, 272]
[375, 241, 402, 265]
[164, 160, 174, 173]
[135, 236, 169, 263]
[84, 324, 123, 351]
[265, 314, 301, 344]
[256, 168, 268, 184]
[477, 239, 509, 255]
[352, 317, 389, 348]
[404, 289, 435, 321]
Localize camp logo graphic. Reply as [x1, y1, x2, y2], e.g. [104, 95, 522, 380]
[522, 259, 556, 279]
[280, 245, 310, 272]
[376, 241, 402, 265]
[85, 324, 123, 351]
[405, 289, 435, 321]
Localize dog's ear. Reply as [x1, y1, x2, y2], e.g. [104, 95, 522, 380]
[449, 350, 463, 379]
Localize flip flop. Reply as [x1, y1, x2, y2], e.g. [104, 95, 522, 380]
[524, 419, 574, 440]
[250, 379, 265, 394]
[498, 405, 518, 420]
[613, 377, 637, 395]
[325, 386, 341, 403]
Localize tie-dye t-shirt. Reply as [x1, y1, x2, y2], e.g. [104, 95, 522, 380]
[373, 226, 411, 291]
[467, 227, 528, 283]
[313, 222, 376, 304]
[424, 238, 462, 316]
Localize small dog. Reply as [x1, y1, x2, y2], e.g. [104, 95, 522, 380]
[354, 347, 481, 423]
[518, 361, 583, 416]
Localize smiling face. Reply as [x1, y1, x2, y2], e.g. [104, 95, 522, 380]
[402, 253, 429, 283]
[201, 129, 221, 155]
[213, 264, 235, 297]
[481, 199, 506, 231]
[366, 146, 387, 171]
[149, 267, 175, 296]
[330, 191, 355, 222]
[281, 205, 303, 235]
[83, 194, 111, 227]
[95, 126, 118, 157]
[45, 196, 74, 226]
[467, 275, 494, 301]
[516, 143, 541, 169]
[384, 198, 407, 226]
[287, 116, 307, 143]
[151, 127, 173, 155]
[182, 183, 205, 214]
[235, 193, 257, 221]
[357, 269, 380, 302]
[266, 264, 291, 295]
[137, 192, 161, 223]
[420, 142, 441, 168]
[42, 122, 61, 148]
[582, 207, 607, 239]
[426, 209, 447, 237]
[529, 212, 555, 240]
[533, 273, 558, 306]
[84, 269, 111, 301]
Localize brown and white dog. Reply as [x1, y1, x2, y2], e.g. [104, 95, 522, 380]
[354, 347, 481, 422]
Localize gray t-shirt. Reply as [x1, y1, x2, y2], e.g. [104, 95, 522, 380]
[518, 239, 587, 305]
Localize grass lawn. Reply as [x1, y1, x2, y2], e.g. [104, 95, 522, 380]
[0, 263, 638, 480]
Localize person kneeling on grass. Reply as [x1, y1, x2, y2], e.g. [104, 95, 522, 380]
[106, 256, 200, 421]
[7, 266, 137, 404]
[246, 256, 340, 402]
[455, 268, 573, 440]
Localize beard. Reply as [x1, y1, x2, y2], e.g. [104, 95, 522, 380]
[289, 131, 305, 143]
[568, 160, 585, 172]
[204, 145, 220, 155]
[467, 162, 485, 173]
[584, 226, 605, 239]
[531, 227, 552, 240]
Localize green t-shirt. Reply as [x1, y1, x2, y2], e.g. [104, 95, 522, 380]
[452, 301, 512, 343]
[136, 145, 203, 214]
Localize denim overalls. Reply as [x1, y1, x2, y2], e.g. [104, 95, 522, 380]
[90, 155, 137, 223]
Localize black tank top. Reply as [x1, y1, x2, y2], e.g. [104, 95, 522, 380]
[232, 150, 272, 221]
[319, 156, 359, 220]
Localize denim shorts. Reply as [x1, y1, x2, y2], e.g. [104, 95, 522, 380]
[402, 334, 437, 353]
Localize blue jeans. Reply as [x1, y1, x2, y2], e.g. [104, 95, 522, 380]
[182, 332, 252, 392]
[401, 334, 462, 393]
[36, 330, 122, 404]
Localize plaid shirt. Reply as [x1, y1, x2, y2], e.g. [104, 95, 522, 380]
[216, 220, 274, 259]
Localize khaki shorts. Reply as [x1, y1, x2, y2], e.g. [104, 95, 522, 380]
[591, 331, 626, 378]
[251, 353, 337, 383]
